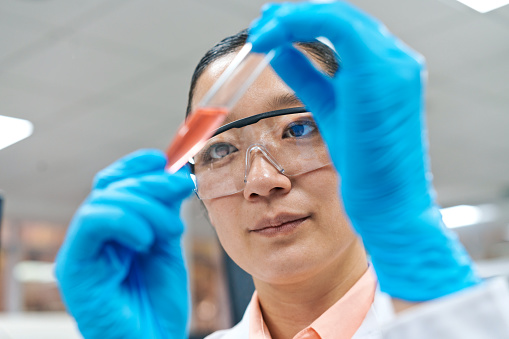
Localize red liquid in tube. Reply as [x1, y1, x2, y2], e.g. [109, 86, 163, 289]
[165, 107, 229, 173]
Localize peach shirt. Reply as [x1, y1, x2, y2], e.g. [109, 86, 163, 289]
[248, 269, 377, 339]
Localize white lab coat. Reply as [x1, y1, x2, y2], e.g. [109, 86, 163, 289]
[205, 277, 509, 339]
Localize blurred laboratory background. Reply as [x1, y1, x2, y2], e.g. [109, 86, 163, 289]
[0, 0, 509, 338]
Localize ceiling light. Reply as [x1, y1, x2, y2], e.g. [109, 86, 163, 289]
[0, 115, 33, 151]
[13, 261, 56, 283]
[454, 0, 509, 13]
[440, 204, 497, 228]
[441, 205, 482, 228]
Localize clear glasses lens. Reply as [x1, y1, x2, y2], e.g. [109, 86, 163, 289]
[193, 111, 331, 199]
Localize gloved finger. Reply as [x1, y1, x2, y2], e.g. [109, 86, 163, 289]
[89, 188, 186, 239]
[248, 1, 393, 67]
[248, 2, 281, 33]
[106, 165, 194, 209]
[269, 45, 336, 115]
[260, 2, 279, 16]
[140, 246, 189, 337]
[62, 204, 156, 261]
[93, 149, 167, 189]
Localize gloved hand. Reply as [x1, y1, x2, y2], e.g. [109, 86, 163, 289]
[55, 149, 194, 338]
[248, 1, 481, 301]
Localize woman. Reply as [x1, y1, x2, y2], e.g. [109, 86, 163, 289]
[55, 2, 509, 338]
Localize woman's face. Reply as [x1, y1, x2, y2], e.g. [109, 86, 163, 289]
[192, 53, 360, 285]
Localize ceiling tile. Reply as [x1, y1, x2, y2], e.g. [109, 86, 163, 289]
[427, 80, 509, 205]
[413, 14, 509, 74]
[2, 0, 124, 27]
[0, 10, 53, 62]
[490, 4, 509, 20]
[6, 35, 154, 94]
[77, 0, 250, 61]
[351, 0, 461, 35]
[452, 47, 509, 97]
[0, 79, 81, 123]
[113, 63, 194, 113]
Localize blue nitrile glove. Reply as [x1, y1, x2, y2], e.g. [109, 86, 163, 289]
[55, 149, 194, 338]
[248, 1, 481, 301]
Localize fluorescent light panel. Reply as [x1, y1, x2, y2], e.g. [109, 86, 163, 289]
[455, 0, 509, 13]
[440, 204, 497, 228]
[13, 261, 56, 283]
[441, 205, 482, 228]
[0, 115, 33, 151]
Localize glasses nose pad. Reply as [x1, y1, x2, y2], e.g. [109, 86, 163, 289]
[244, 144, 285, 183]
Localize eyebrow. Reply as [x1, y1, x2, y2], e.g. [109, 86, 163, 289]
[223, 93, 303, 124]
[265, 93, 303, 111]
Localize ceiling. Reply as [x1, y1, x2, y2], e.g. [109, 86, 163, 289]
[1, 0, 509, 225]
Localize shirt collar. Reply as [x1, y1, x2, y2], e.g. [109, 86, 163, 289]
[248, 268, 377, 339]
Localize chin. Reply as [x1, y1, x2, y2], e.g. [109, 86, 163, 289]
[251, 255, 322, 286]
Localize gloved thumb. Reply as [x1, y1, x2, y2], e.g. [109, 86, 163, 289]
[269, 45, 336, 116]
[93, 149, 167, 189]
[248, 1, 391, 68]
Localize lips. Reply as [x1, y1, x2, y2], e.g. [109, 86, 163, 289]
[251, 213, 310, 234]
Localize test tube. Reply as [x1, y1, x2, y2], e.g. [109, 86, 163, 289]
[165, 43, 275, 173]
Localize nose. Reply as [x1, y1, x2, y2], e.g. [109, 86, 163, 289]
[243, 145, 291, 200]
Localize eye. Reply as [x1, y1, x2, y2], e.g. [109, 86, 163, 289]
[203, 142, 238, 162]
[283, 120, 317, 138]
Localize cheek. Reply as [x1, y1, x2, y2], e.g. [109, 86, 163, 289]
[304, 168, 352, 233]
[203, 198, 245, 254]
[204, 198, 239, 226]
[305, 166, 341, 204]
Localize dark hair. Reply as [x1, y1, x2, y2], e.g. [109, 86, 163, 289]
[185, 29, 340, 116]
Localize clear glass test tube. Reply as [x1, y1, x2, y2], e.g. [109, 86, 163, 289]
[165, 43, 275, 173]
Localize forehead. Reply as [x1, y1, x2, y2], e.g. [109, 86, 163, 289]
[192, 53, 303, 123]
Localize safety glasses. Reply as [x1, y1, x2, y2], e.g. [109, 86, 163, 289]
[191, 107, 332, 199]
